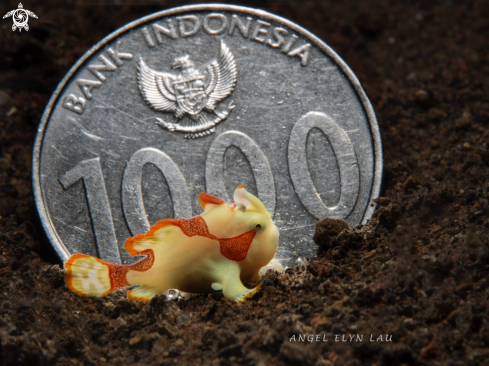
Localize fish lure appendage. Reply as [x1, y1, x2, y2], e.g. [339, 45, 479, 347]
[64, 186, 280, 303]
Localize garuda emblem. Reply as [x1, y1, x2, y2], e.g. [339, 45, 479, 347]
[138, 41, 237, 139]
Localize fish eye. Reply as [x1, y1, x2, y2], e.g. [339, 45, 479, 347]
[250, 218, 266, 231]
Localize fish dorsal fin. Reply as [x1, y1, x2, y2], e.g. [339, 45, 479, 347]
[124, 219, 175, 256]
[199, 192, 225, 211]
[124, 216, 215, 256]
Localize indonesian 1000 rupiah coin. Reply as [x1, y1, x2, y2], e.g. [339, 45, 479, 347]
[32, 5, 382, 266]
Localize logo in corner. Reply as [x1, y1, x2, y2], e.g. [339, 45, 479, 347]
[137, 40, 237, 139]
[3, 3, 38, 32]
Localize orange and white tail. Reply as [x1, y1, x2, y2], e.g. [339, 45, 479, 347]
[64, 254, 130, 298]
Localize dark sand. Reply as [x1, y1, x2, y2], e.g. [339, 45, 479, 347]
[1, 1, 489, 365]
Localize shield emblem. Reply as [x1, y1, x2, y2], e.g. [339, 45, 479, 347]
[174, 77, 207, 115]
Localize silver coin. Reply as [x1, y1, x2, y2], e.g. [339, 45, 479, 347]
[32, 5, 382, 267]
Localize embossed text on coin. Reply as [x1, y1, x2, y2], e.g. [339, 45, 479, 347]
[33, 5, 382, 266]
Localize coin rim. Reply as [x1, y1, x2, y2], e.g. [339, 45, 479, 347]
[32, 4, 383, 262]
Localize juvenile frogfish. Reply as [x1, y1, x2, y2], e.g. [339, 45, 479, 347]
[64, 186, 279, 303]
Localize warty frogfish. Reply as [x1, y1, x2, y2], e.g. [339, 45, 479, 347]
[64, 185, 280, 303]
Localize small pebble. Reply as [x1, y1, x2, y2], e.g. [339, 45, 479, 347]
[414, 89, 434, 107]
[129, 335, 142, 346]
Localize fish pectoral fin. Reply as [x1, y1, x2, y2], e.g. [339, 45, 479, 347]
[234, 284, 262, 304]
[124, 219, 178, 256]
[211, 282, 223, 291]
[223, 279, 262, 303]
[127, 286, 157, 302]
[221, 264, 262, 303]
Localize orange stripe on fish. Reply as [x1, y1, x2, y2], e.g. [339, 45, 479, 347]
[168, 216, 213, 237]
[124, 216, 212, 255]
[163, 217, 256, 260]
[219, 229, 256, 261]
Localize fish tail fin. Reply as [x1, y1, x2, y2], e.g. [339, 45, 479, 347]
[64, 254, 129, 298]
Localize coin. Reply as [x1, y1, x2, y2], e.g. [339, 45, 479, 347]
[32, 5, 382, 267]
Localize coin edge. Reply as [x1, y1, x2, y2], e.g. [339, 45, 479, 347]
[31, 4, 383, 262]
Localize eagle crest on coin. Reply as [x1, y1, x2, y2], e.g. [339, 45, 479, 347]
[138, 40, 237, 139]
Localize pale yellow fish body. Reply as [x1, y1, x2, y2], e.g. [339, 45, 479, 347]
[65, 186, 280, 302]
